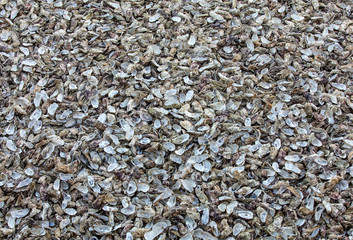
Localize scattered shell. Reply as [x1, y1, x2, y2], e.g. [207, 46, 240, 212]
[236, 210, 254, 219]
[63, 208, 77, 216]
[22, 59, 37, 66]
[172, 134, 190, 145]
[11, 209, 29, 218]
[145, 221, 171, 240]
[291, 14, 304, 21]
[93, 225, 112, 235]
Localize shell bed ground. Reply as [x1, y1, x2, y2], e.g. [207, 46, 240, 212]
[0, 0, 353, 239]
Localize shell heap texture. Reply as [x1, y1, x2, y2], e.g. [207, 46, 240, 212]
[0, 0, 353, 239]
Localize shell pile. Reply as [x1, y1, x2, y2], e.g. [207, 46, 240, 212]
[0, 0, 353, 239]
